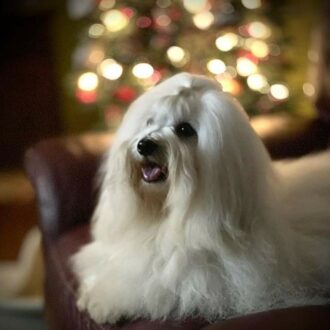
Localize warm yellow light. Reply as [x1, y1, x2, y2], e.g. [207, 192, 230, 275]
[157, 0, 171, 8]
[302, 83, 315, 97]
[88, 24, 105, 38]
[247, 74, 268, 91]
[87, 49, 105, 65]
[99, 59, 123, 80]
[156, 14, 171, 27]
[216, 77, 241, 96]
[270, 84, 289, 100]
[215, 33, 239, 52]
[78, 72, 99, 91]
[132, 63, 154, 79]
[183, 0, 208, 13]
[99, 0, 115, 11]
[248, 21, 271, 39]
[236, 57, 257, 76]
[193, 11, 214, 30]
[101, 10, 129, 32]
[249, 40, 269, 58]
[167, 46, 186, 63]
[241, 0, 261, 9]
[207, 59, 226, 74]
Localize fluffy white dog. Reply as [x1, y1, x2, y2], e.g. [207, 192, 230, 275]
[72, 73, 330, 324]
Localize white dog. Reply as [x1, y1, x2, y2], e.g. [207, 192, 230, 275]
[72, 73, 330, 324]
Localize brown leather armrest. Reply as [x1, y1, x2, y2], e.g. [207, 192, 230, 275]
[24, 133, 112, 241]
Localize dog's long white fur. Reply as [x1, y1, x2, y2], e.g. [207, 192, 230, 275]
[72, 73, 330, 324]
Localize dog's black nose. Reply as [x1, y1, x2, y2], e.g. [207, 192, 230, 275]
[137, 138, 158, 156]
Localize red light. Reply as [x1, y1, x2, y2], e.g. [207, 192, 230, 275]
[75, 89, 97, 104]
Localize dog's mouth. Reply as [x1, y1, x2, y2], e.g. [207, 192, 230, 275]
[141, 161, 168, 183]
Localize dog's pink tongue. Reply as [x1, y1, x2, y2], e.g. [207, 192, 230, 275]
[142, 165, 162, 182]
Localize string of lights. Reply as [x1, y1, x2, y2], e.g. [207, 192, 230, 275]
[69, 0, 294, 129]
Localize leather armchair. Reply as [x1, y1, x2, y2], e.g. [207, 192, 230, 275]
[24, 114, 330, 330]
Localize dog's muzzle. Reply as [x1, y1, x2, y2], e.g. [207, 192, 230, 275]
[137, 138, 168, 184]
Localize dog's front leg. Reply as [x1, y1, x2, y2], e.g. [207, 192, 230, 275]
[73, 243, 145, 324]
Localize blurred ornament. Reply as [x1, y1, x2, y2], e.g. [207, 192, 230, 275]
[207, 59, 226, 74]
[241, 0, 261, 10]
[247, 39, 270, 58]
[248, 21, 271, 39]
[78, 72, 99, 91]
[98, 59, 123, 80]
[236, 57, 257, 76]
[215, 33, 239, 52]
[247, 73, 268, 92]
[114, 86, 137, 102]
[302, 83, 315, 97]
[183, 0, 209, 14]
[150, 70, 163, 85]
[155, 14, 172, 28]
[216, 77, 241, 95]
[238, 24, 250, 37]
[168, 7, 183, 21]
[137, 16, 153, 29]
[167, 46, 189, 67]
[67, 0, 94, 19]
[137, 70, 163, 89]
[99, 0, 116, 11]
[270, 84, 289, 100]
[75, 89, 97, 104]
[122, 7, 135, 18]
[193, 11, 214, 30]
[157, 0, 172, 9]
[132, 63, 154, 79]
[101, 10, 129, 32]
[86, 48, 105, 67]
[88, 24, 106, 38]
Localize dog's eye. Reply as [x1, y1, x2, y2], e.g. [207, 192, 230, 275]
[175, 122, 196, 138]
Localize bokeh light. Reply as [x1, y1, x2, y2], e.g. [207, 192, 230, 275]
[78, 72, 99, 91]
[215, 33, 239, 52]
[270, 84, 289, 100]
[132, 63, 154, 79]
[99, 59, 123, 80]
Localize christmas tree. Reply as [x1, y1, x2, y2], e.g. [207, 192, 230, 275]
[68, 0, 293, 130]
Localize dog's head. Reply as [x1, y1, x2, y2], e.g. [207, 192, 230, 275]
[102, 73, 272, 232]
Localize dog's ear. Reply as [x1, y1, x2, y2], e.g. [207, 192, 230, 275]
[196, 90, 274, 236]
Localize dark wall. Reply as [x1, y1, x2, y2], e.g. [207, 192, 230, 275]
[0, 2, 62, 168]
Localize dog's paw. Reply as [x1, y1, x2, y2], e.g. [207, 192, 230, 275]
[86, 297, 123, 324]
[85, 298, 111, 324]
[76, 279, 123, 324]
